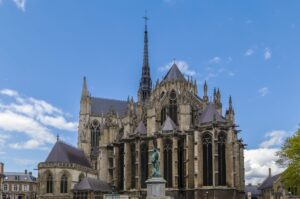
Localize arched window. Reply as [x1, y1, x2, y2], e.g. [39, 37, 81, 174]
[91, 120, 100, 151]
[163, 139, 173, 187]
[203, 133, 213, 186]
[60, 174, 68, 193]
[178, 138, 185, 189]
[161, 107, 167, 125]
[169, 90, 177, 124]
[79, 173, 85, 183]
[46, 174, 53, 193]
[140, 142, 148, 188]
[218, 133, 226, 186]
[130, 143, 136, 189]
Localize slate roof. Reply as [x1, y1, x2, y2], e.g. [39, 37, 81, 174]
[4, 172, 36, 182]
[73, 177, 112, 192]
[259, 174, 281, 190]
[161, 116, 177, 132]
[134, 121, 147, 135]
[91, 97, 128, 116]
[245, 185, 262, 197]
[198, 103, 226, 124]
[163, 63, 186, 82]
[45, 141, 92, 168]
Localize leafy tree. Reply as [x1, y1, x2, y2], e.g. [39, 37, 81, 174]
[277, 129, 300, 188]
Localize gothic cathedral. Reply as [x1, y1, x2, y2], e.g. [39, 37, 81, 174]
[78, 22, 245, 199]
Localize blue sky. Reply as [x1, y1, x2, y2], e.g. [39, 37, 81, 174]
[0, 0, 299, 184]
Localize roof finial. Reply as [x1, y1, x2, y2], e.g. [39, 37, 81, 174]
[143, 10, 149, 31]
[57, 134, 59, 141]
[173, 58, 176, 65]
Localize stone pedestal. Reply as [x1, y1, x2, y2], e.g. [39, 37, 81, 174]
[146, 177, 171, 199]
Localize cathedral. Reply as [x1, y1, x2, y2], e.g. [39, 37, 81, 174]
[37, 20, 245, 199]
[77, 21, 246, 199]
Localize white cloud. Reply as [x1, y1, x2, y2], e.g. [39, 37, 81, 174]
[159, 60, 196, 77]
[264, 48, 272, 60]
[244, 129, 290, 185]
[260, 130, 289, 148]
[12, 0, 26, 12]
[0, 89, 19, 97]
[245, 148, 285, 185]
[258, 87, 269, 96]
[245, 49, 254, 56]
[0, 88, 78, 150]
[0, 133, 9, 154]
[209, 57, 221, 64]
[12, 157, 37, 166]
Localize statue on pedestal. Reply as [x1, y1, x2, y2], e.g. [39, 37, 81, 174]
[151, 147, 161, 177]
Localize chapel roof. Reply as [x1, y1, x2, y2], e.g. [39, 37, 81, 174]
[45, 140, 92, 168]
[163, 63, 186, 82]
[73, 177, 112, 192]
[161, 116, 177, 132]
[198, 103, 226, 124]
[90, 97, 128, 116]
[134, 121, 147, 135]
[245, 184, 262, 197]
[258, 174, 281, 190]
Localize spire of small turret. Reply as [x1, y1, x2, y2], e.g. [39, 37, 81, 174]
[138, 12, 152, 103]
[229, 95, 233, 111]
[81, 76, 88, 99]
[226, 95, 235, 122]
[203, 80, 208, 103]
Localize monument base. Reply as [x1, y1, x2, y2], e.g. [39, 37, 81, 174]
[145, 177, 172, 199]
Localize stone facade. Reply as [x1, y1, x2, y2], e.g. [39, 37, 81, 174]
[77, 22, 246, 199]
[38, 162, 98, 199]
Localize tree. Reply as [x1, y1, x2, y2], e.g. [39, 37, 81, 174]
[277, 129, 300, 188]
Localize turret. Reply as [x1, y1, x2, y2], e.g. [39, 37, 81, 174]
[226, 95, 235, 123]
[80, 76, 90, 115]
[203, 80, 208, 103]
[214, 88, 222, 114]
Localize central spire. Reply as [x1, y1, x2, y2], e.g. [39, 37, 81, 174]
[138, 13, 152, 102]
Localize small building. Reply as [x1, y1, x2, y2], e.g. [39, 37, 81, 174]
[2, 169, 37, 199]
[73, 177, 112, 199]
[38, 139, 111, 199]
[258, 168, 300, 199]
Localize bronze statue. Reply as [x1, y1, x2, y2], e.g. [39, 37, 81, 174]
[151, 147, 161, 177]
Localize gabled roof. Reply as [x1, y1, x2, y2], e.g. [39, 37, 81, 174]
[198, 103, 226, 124]
[4, 172, 36, 182]
[259, 174, 281, 190]
[134, 121, 147, 135]
[45, 141, 92, 168]
[163, 63, 186, 82]
[91, 97, 128, 116]
[73, 177, 111, 192]
[161, 116, 177, 132]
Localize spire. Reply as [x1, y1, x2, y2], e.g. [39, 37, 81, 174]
[203, 80, 208, 103]
[138, 13, 152, 102]
[81, 76, 88, 98]
[229, 95, 233, 111]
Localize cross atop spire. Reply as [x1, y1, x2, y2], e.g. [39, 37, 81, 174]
[143, 11, 149, 31]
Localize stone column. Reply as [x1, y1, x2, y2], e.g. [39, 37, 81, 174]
[136, 139, 141, 190]
[124, 142, 131, 190]
[148, 139, 154, 179]
[194, 131, 199, 188]
[113, 146, 119, 188]
[226, 130, 234, 187]
[157, 137, 164, 178]
[187, 133, 195, 188]
[198, 132, 203, 187]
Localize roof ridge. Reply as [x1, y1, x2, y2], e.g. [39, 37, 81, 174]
[91, 96, 127, 103]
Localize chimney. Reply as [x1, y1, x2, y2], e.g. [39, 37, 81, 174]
[269, 168, 272, 177]
[25, 169, 28, 174]
[0, 162, 3, 174]
[29, 172, 32, 176]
